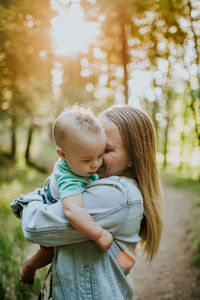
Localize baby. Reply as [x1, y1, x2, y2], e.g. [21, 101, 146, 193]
[21, 106, 113, 284]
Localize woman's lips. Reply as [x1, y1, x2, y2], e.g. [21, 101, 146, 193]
[97, 165, 106, 178]
[97, 165, 105, 172]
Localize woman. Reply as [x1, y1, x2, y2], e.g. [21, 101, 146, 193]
[15, 105, 163, 299]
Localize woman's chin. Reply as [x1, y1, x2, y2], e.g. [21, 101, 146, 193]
[98, 166, 106, 178]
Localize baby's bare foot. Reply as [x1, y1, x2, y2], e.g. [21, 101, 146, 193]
[96, 229, 113, 252]
[20, 256, 36, 285]
[116, 251, 136, 269]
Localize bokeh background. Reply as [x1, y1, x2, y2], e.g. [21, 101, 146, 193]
[0, 0, 199, 298]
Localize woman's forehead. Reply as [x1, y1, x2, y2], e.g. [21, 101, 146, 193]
[101, 117, 123, 146]
[101, 117, 117, 131]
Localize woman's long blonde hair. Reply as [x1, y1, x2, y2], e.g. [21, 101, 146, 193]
[103, 105, 163, 261]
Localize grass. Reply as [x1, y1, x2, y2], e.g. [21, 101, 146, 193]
[161, 172, 200, 196]
[0, 153, 50, 299]
[0, 213, 45, 299]
[161, 168, 200, 270]
[0, 126, 56, 299]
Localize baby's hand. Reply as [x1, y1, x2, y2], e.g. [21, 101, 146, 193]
[96, 229, 113, 252]
[20, 256, 36, 285]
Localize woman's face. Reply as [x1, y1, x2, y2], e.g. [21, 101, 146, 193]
[98, 117, 132, 178]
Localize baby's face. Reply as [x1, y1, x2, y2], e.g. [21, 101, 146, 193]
[63, 132, 106, 177]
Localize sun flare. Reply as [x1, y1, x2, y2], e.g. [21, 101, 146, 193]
[51, 3, 100, 56]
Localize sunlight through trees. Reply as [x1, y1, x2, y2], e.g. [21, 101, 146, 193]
[0, 0, 199, 178]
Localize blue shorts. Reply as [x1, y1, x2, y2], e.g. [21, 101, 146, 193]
[44, 182, 58, 205]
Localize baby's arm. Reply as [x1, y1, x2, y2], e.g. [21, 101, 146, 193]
[21, 246, 53, 285]
[62, 194, 113, 252]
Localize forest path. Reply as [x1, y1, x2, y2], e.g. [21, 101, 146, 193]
[131, 182, 200, 300]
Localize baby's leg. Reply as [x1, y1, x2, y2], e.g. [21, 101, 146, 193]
[21, 246, 53, 285]
[21, 255, 37, 285]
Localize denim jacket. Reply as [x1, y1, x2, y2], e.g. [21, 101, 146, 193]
[11, 176, 144, 300]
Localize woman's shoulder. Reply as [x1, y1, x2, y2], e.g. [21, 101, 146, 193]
[88, 175, 142, 202]
[114, 176, 142, 201]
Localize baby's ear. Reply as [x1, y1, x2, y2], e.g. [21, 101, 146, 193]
[57, 148, 65, 160]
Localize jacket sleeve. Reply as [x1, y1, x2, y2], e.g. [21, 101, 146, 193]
[21, 178, 130, 246]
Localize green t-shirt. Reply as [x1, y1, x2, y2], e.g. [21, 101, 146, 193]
[54, 158, 99, 200]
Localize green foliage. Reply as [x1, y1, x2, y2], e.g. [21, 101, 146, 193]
[0, 123, 55, 298]
[192, 240, 200, 267]
[161, 172, 200, 195]
[0, 0, 56, 150]
[0, 0, 199, 175]
[0, 207, 42, 299]
[0, 158, 50, 299]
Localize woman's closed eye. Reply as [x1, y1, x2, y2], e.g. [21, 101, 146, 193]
[104, 144, 113, 153]
[104, 148, 112, 153]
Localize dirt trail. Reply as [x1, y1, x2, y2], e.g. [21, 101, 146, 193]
[131, 182, 200, 300]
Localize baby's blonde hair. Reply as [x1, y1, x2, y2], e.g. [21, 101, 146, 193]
[53, 105, 104, 149]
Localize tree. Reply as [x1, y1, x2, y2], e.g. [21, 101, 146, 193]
[186, 0, 200, 147]
[0, 0, 54, 160]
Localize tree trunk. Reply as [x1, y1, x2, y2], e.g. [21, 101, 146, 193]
[162, 116, 169, 169]
[162, 89, 172, 170]
[190, 90, 200, 147]
[187, 0, 200, 146]
[188, 0, 200, 87]
[152, 101, 159, 147]
[178, 101, 188, 171]
[183, 80, 200, 148]
[25, 123, 34, 163]
[120, 12, 129, 104]
[10, 114, 17, 160]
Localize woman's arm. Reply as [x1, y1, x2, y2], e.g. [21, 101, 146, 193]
[21, 177, 130, 246]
